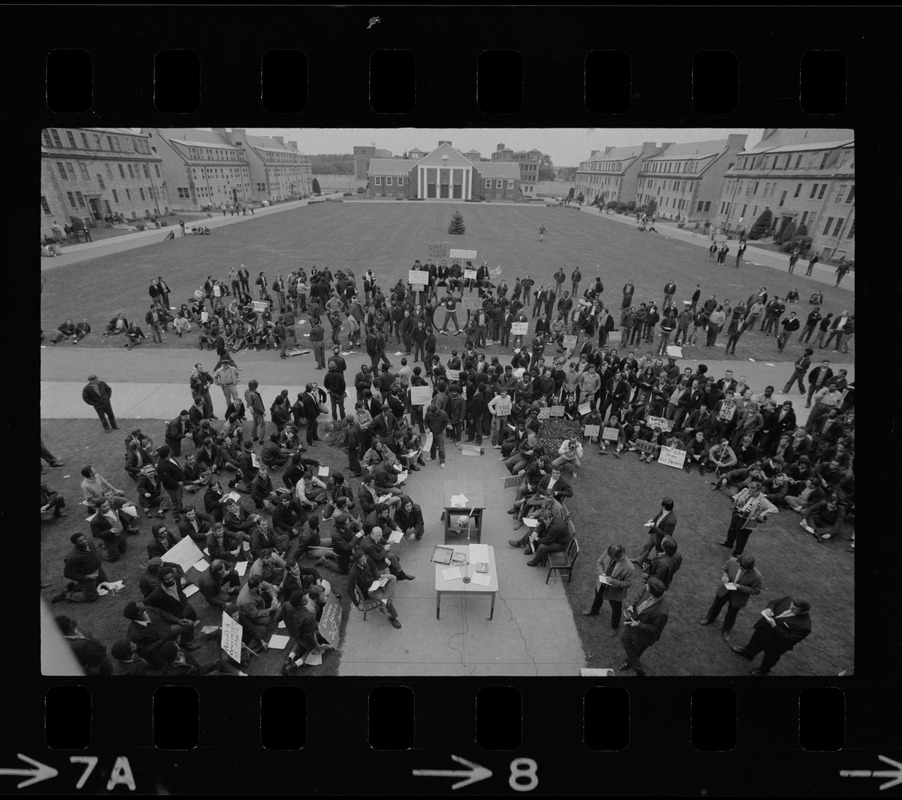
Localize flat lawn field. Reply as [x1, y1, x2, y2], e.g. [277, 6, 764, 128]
[40, 203, 854, 364]
[40, 419, 355, 677]
[560, 448, 854, 676]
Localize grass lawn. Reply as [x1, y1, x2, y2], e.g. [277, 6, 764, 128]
[40, 203, 854, 364]
[560, 446, 854, 676]
[41, 418, 359, 677]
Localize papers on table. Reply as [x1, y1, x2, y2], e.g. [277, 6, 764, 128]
[431, 545, 455, 565]
[234, 561, 249, 576]
[192, 558, 210, 573]
[450, 494, 469, 508]
[183, 584, 200, 598]
[318, 465, 330, 477]
[387, 530, 404, 544]
[267, 634, 291, 650]
[471, 572, 491, 587]
[469, 544, 490, 563]
[523, 517, 540, 528]
[442, 567, 463, 581]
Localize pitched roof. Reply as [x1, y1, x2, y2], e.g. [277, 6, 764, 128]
[166, 138, 243, 151]
[416, 143, 475, 168]
[741, 128, 854, 154]
[740, 139, 853, 156]
[160, 128, 234, 146]
[368, 158, 419, 175]
[647, 139, 730, 160]
[247, 135, 298, 153]
[476, 161, 521, 179]
[585, 144, 647, 163]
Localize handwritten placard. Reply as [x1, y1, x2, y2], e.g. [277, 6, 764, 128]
[494, 398, 512, 416]
[510, 322, 529, 336]
[221, 610, 243, 663]
[666, 345, 683, 359]
[646, 415, 673, 431]
[601, 426, 620, 441]
[538, 407, 552, 419]
[578, 402, 592, 416]
[585, 424, 601, 438]
[317, 592, 342, 646]
[428, 243, 450, 261]
[450, 249, 477, 260]
[548, 406, 566, 417]
[463, 269, 478, 281]
[635, 440, 657, 454]
[408, 270, 427, 287]
[563, 335, 578, 349]
[490, 266, 502, 279]
[252, 301, 268, 313]
[461, 296, 482, 312]
[502, 474, 525, 489]
[657, 446, 687, 469]
[718, 402, 736, 422]
[409, 385, 432, 406]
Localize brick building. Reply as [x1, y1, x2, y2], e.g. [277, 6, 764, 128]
[41, 127, 169, 238]
[353, 145, 393, 181]
[491, 143, 543, 198]
[636, 134, 747, 223]
[714, 128, 855, 261]
[575, 142, 666, 206]
[367, 142, 521, 200]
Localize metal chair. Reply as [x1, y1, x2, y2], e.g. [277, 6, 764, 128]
[546, 537, 579, 584]
[352, 584, 386, 621]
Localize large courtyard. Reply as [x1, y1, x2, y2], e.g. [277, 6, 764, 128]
[40, 200, 855, 676]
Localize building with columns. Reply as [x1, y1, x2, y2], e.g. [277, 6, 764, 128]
[714, 128, 854, 261]
[636, 134, 747, 223]
[575, 142, 666, 206]
[367, 142, 521, 201]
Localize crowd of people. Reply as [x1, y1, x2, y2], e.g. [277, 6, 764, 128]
[45, 249, 853, 677]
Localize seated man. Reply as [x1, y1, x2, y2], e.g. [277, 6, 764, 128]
[144, 567, 198, 646]
[138, 557, 186, 598]
[261, 433, 293, 470]
[89, 499, 134, 561]
[124, 600, 197, 667]
[135, 465, 166, 518]
[712, 461, 767, 494]
[394, 495, 425, 541]
[124, 322, 147, 349]
[707, 438, 738, 474]
[104, 314, 128, 336]
[784, 477, 826, 514]
[197, 559, 242, 608]
[360, 527, 415, 581]
[249, 548, 287, 586]
[177, 506, 212, 545]
[41, 481, 67, 519]
[524, 510, 571, 567]
[294, 469, 329, 508]
[683, 431, 709, 474]
[57, 533, 108, 603]
[182, 453, 211, 492]
[146, 523, 181, 560]
[50, 319, 78, 345]
[236, 574, 281, 651]
[347, 548, 402, 629]
[206, 521, 248, 561]
[250, 466, 277, 510]
[800, 495, 847, 542]
[277, 589, 328, 675]
[363, 503, 403, 537]
[357, 475, 401, 516]
[73, 319, 91, 343]
[372, 462, 406, 496]
[80, 465, 128, 510]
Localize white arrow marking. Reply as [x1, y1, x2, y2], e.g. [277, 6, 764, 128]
[840, 755, 902, 790]
[0, 753, 59, 788]
[413, 754, 493, 790]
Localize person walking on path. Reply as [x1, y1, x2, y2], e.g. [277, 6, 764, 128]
[82, 374, 117, 432]
[783, 348, 813, 394]
[805, 252, 820, 276]
[213, 360, 241, 407]
[245, 380, 267, 443]
[835, 262, 850, 287]
[735, 242, 747, 267]
[538, 224, 546, 242]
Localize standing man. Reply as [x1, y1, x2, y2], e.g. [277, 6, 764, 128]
[731, 596, 812, 676]
[297, 384, 322, 446]
[155, 445, 186, 523]
[735, 241, 747, 267]
[323, 361, 347, 422]
[582, 544, 635, 638]
[799, 307, 822, 344]
[632, 497, 677, 566]
[213, 360, 241, 407]
[717, 482, 778, 557]
[425, 402, 449, 469]
[805, 251, 820, 276]
[618, 577, 669, 677]
[309, 317, 326, 369]
[538, 224, 546, 242]
[164, 409, 191, 457]
[238, 265, 251, 300]
[776, 311, 800, 352]
[805, 360, 833, 408]
[783, 348, 813, 395]
[245, 379, 266, 443]
[662, 280, 677, 312]
[82, 374, 117, 432]
[571, 266, 582, 298]
[553, 267, 566, 298]
[699, 554, 763, 643]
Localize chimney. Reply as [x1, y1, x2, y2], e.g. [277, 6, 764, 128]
[658, 142, 675, 152]
[726, 133, 748, 150]
[231, 128, 247, 146]
[438, 140, 452, 147]
[605, 146, 614, 154]
[274, 136, 285, 145]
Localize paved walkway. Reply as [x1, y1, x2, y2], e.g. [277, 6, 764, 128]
[578, 206, 855, 291]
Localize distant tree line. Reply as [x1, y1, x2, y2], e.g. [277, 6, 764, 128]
[308, 154, 355, 175]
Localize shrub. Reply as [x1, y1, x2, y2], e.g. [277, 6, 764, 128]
[356, 187, 365, 194]
[748, 208, 773, 240]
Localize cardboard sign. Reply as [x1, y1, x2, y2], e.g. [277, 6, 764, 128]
[408, 270, 428, 286]
[490, 266, 502, 279]
[428, 243, 450, 261]
[538, 407, 552, 419]
[409, 385, 432, 406]
[221, 610, 244, 663]
[719, 402, 736, 422]
[252, 300, 268, 313]
[635, 440, 657, 454]
[502, 474, 524, 489]
[450, 248, 477, 260]
[646, 416, 673, 431]
[317, 593, 342, 647]
[510, 322, 529, 336]
[578, 402, 592, 416]
[657, 446, 687, 469]
[563, 335, 578, 349]
[601, 426, 620, 441]
[494, 398, 512, 416]
[463, 269, 478, 281]
[585, 424, 602, 438]
[666, 345, 683, 358]
[607, 330, 621, 342]
[201, 310, 209, 323]
[548, 406, 566, 417]
[461, 296, 482, 312]
[161, 536, 206, 573]
[446, 369, 460, 383]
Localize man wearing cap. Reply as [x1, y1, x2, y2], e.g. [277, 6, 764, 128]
[731, 596, 812, 675]
[631, 497, 677, 566]
[619, 577, 670, 677]
[124, 600, 198, 666]
[347, 548, 402, 629]
[82, 374, 117, 432]
[700, 553, 763, 643]
[144, 567, 198, 644]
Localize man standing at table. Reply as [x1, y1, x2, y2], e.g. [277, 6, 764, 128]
[82, 374, 118, 432]
[619, 577, 669, 677]
[731, 596, 812, 676]
[699, 554, 762, 643]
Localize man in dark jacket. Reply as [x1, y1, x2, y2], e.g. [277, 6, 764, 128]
[143, 568, 198, 646]
[525, 511, 570, 567]
[619, 577, 669, 676]
[58, 533, 108, 603]
[347, 549, 402, 629]
[297, 384, 322, 446]
[425, 403, 450, 468]
[82, 374, 117, 431]
[164, 410, 191, 457]
[646, 537, 682, 590]
[324, 361, 347, 421]
[699, 553, 762, 643]
[731, 596, 812, 676]
[156, 445, 185, 522]
[124, 600, 197, 666]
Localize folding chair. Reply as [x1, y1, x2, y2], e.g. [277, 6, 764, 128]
[352, 584, 386, 622]
[546, 537, 579, 584]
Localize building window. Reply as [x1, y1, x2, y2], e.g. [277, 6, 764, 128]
[374, 177, 381, 186]
[118, 164, 125, 179]
[79, 163, 90, 180]
[104, 164, 112, 179]
[65, 163, 76, 180]
[177, 187, 190, 198]
[42, 130, 53, 147]
[75, 191, 85, 208]
[741, 204, 747, 218]
[386, 177, 392, 186]
[154, 164, 161, 178]
[56, 162, 67, 180]
[779, 191, 787, 207]
[794, 154, 803, 169]
[833, 217, 844, 237]
[800, 211, 808, 226]
[822, 217, 834, 235]
[818, 185, 827, 199]
[697, 201, 704, 212]
[753, 182, 759, 194]
[809, 184, 818, 199]
[397, 177, 404, 186]
[128, 165, 135, 179]
[97, 175, 105, 190]
[142, 164, 150, 178]
[847, 222, 855, 239]
[41, 196, 51, 215]
[66, 130, 77, 148]
[846, 186, 854, 204]
[125, 189, 131, 200]
[81, 132, 89, 149]
[112, 189, 118, 202]
[794, 183, 802, 198]
[139, 188, 145, 200]
[508, 180, 514, 189]
[51, 129, 62, 148]
[496, 180, 503, 188]
[66, 192, 77, 209]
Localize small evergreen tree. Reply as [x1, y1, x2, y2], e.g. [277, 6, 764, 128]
[646, 198, 657, 216]
[448, 210, 466, 235]
[777, 221, 796, 244]
[795, 223, 808, 238]
[312, 177, 321, 194]
[748, 207, 773, 240]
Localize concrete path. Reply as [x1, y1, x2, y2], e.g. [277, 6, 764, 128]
[578, 206, 855, 291]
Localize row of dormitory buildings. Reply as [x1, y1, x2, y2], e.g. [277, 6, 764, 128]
[41, 127, 313, 238]
[574, 128, 855, 262]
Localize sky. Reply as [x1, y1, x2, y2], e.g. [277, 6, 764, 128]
[246, 128, 764, 167]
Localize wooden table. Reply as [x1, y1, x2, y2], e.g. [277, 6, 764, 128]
[435, 544, 498, 620]
[442, 482, 486, 544]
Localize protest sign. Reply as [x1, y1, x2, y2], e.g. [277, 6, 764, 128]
[461, 296, 482, 312]
[494, 397, 512, 416]
[490, 266, 502, 279]
[563, 335, 578, 349]
[657, 446, 687, 469]
[646, 416, 673, 431]
[252, 301, 268, 313]
[463, 269, 478, 281]
[201, 310, 209, 323]
[578, 402, 592, 416]
[719, 402, 736, 422]
[510, 322, 529, 336]
[548, 406, 566, 417]
[602, 426, 620, 441]
[666, 345, 683, 359]
[450, 248, 477, 260]
[161, 536, 205, 573]
[585, 424, 601, 438]
[446, 370, 460, 383]
[538, 407, 552, 419]
[317, 593, 342, 647]
[409, 386, 432, 406]
[636, 440, 657, 455]
[428, 243, 450, 261]
[221, 611, 243, 663]
[502, 474, 524, 489]
[607, 330, 621, 342]
[408, 270, 427, 287]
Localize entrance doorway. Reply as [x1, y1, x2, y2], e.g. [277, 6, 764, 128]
[440, 184, 449, 199]
[89, 198, 102, 221]
[452, 184, 462, 199]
